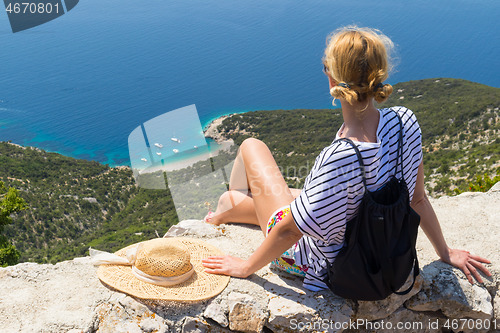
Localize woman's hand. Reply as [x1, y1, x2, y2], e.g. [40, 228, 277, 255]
[440, 247, 492, 284]
[202, 255, 250, 278]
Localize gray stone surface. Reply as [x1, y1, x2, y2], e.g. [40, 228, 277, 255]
[164, 219, 226, 238]
[406, 262, 493, 320]
[227, 292, 267, 333]
[359, 307, 447, 333]
[264, 272, 354, 333]
[203, 302, 228, 327]
[0, 188, 498, 332]
[181, 316, 209, 333]
[0, 257, 114, 333]
[357, 269, 423, 321]
[140, 317, 161, 332]
[490, 181, 500, 192]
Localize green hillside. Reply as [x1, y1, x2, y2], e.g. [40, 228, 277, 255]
[0, 78, 498, 264]
[385, 79, 499, 193]
[0, 143, 178, 263]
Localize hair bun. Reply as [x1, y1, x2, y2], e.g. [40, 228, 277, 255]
[330, 83, 360, 105]
[374, 83, 393, 103]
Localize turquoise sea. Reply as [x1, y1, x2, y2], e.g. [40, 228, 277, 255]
[0, 0, 498, 166]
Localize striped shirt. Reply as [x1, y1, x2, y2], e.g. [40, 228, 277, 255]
[290, 106, 423, 291]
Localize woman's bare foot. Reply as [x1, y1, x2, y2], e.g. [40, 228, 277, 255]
[204, 211, 225, 226]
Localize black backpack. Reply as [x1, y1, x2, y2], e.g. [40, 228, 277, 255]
[324, 112, 420, 301]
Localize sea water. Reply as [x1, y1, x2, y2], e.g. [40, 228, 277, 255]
[0, 0, 498, 166]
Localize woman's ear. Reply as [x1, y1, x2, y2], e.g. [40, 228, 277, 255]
[328, 74, 337, 90]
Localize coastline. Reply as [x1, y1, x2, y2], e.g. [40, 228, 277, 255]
[2, 112, 237, 174]
[203, 114, 233, 143]
[134, 113, 238, 174]
[136, 139, 234, 174]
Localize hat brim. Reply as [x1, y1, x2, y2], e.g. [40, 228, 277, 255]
[97, 238, 230, 302]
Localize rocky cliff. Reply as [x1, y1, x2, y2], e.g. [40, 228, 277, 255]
[1, 184, 499, 333]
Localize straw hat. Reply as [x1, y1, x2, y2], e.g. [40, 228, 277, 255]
[92, 237, 229, 302]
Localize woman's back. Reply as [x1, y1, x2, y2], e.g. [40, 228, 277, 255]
[290, 106, 422, 291]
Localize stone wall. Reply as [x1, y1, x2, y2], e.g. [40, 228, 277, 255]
[1, 185, 499, 333]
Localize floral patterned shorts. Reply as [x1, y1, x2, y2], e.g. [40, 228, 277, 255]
[266, 205, 307, 277]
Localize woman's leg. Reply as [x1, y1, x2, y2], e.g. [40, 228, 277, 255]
[210, 190, 259, 226]
[209, 145, 255, 226]
[209, 138, 295, 234]
[228, 149, 249, 193]
[240, 139, 295, 233]
[210, 188, 302, 226]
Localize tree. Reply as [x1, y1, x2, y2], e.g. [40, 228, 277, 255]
[0, 181, 27, 267]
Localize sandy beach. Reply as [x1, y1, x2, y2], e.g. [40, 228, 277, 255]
[136, 139, 234, 174]
[129, 113, 237, 174]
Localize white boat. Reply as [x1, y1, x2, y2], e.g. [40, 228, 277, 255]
[194, 145, 198, 149]
[141, 158, 147, 162]
[171, 137, 180, 143]
[154, 143, 163, 148]
[172, 149, 179, 153]
[156, 152, 162, 156]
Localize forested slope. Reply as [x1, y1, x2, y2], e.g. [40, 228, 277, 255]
[0, 143, 177, 263]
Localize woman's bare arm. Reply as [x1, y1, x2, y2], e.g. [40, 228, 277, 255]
[202, 212, 302, 278]
[410, 161, 491, 284]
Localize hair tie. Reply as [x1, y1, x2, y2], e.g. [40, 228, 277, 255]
[374, 83, 385, 91]
[338, 82, 350, 89]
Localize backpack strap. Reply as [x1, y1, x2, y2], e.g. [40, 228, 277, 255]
[334, 109, 405, 187]
[394, 110, 404, 180]
[335, 137, 367, 189]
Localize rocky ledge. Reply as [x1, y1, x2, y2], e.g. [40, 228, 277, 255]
[1, 184, 499, 333]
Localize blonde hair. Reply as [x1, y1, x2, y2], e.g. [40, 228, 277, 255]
[323, 26, 394, 106]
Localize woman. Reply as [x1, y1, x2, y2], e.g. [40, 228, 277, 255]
[202, 26, 491, 291]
